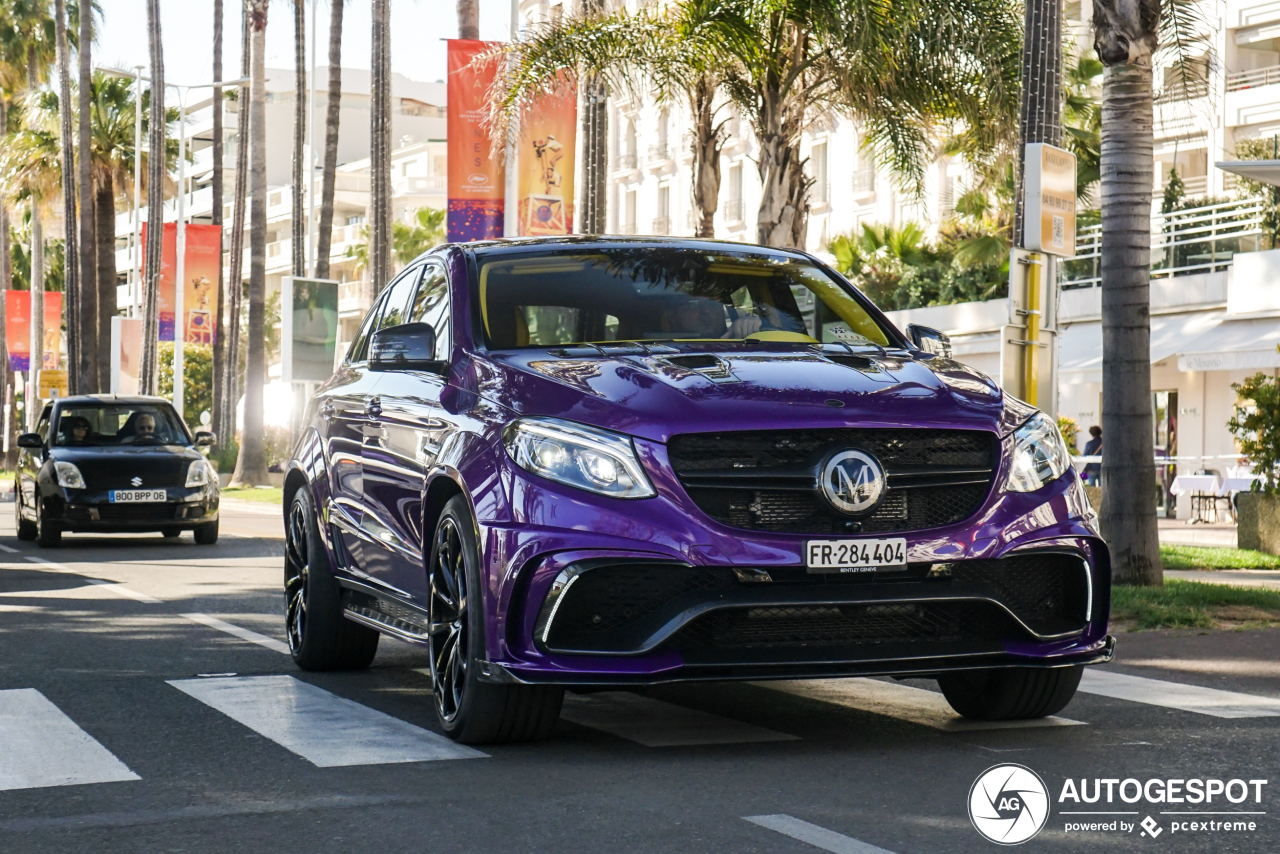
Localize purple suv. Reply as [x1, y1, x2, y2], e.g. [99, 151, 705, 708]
[284, 238, 1113, 744]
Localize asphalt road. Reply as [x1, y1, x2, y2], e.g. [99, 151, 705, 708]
[1, 505, 1277, 853]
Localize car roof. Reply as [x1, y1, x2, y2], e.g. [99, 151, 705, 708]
[409, 235, 822, 266]
[52, 395, 174, 407]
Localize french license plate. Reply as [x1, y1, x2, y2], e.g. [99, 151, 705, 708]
[109, 489, 167, 503]
[805, 538, 907, 573]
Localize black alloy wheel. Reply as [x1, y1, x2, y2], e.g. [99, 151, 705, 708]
[428, 515, 468, 725]
[282, 487, 378, 670]
[36, 492, 61, 548]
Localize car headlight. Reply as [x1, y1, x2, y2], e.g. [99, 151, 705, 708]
[1004, 412, 1071, 492]
[503, 417, 656, 499]
[55, 461, 85, 489]
[186, 460, 213, 488]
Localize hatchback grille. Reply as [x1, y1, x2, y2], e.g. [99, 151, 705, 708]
[94, 504, 181, 522]
[667, 428, 997, 535]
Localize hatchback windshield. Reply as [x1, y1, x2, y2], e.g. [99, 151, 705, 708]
[54, 403, 190, 447]
[476, 247, 892, 350]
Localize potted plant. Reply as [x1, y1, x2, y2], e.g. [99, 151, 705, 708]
[1228, 370, 1280, 553]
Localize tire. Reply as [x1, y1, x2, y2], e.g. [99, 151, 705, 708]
[284, 487, 378, 670]
[36, 493, 61, 548]
[162, 528, 182, 539]
[16, 484, 36, 541]
[937, 665, 1083, 720]
[428, 495, 563, 744]
[194, 520, 219, 545]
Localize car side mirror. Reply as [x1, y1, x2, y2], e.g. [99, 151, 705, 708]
[369, 322, 445, 373]
[16, 432, 43, 449]
[906, 324, 952, 359]
[194, 431, 217, 448]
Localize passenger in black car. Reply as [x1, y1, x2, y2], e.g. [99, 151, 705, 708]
[59, 416, 91, 445]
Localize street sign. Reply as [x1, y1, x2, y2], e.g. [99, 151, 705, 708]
[1023, 143, 1077, 257]
[37, 369, 68, 399]
[281, 276, 340, 383]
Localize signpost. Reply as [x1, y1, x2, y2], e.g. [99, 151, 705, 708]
[37, 369, 68, 399]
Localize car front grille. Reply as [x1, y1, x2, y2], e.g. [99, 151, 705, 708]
[537, 552, 1089, 656]
[94, 504, 182, 522]
[667, 428, 998, 535]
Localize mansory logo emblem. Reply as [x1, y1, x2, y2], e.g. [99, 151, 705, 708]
[820, 449, 884, 514]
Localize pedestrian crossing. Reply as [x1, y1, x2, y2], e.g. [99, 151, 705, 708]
[1, 664, 1279, 793]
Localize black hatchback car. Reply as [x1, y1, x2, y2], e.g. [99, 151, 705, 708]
[16, 395, 220, 547]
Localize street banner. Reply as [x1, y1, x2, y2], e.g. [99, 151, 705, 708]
[110, 316, 143, 395]
[1023, 143, 1077, 256]
[142, 221, 179, 341]
[518, 79, 577, 236]
[182, 224, 222, 344]
[447, 39, 505, 242]
[5, 290, 63, 372]
[281, 276, 340, 382]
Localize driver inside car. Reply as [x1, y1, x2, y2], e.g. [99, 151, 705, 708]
[666, 296, 783, 339]
[121, 412, 161, 444]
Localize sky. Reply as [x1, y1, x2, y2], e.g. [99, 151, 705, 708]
[97, 0, 513, 92]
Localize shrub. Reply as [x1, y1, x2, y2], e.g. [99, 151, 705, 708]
[1228, 369, 1280, 494]
[158, 342, 214, 426]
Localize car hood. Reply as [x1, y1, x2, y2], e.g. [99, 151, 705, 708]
[473, 347, 1021, 444]
[50, 444, 203, 489]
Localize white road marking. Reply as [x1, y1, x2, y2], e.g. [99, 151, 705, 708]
[22, 556, 161, 603]
[745, 815, 897, 854]
[0, 689, 139, 791]
[759, 678, 1085, 730]
[0, 543, 19, 553]
[168, 675, 485, 766]
[1080, 669, 1280, 718]
[560, 691, 797, 747]
[181, 613, 291, 655]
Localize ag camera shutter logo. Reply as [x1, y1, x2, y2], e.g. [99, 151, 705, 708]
[969, 764, 1051, 845]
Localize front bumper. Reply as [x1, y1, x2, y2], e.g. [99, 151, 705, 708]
[44, 486, 219, 532]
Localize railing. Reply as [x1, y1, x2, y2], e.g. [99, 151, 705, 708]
[1062, 197, 1265, 289]
[651, 215, 671, 235]
[619, 220, 637, 235]
[1159, 174, 1208, 197]
[617, 152, 638, 170]
[851, 164, 876, 195]
[1228, 64, 1280, 92]
[811, 180, 830, 206]
[647, 142, 670, 163]
[392, 175, 446, 195]
[723, 198, 745, 223]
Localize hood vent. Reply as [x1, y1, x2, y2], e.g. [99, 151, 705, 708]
[663, 354, 739, 383]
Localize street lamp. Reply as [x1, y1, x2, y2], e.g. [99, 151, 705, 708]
[97, 67, 248, 418]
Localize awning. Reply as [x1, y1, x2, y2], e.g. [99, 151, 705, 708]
[1059, 311, 1226, 383]
[1176, 317, 1280, 371]
[1217, 160, 1280, 188]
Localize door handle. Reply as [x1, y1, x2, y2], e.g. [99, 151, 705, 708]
[365, 396, 383, 419]
[320, 401, 337, 421]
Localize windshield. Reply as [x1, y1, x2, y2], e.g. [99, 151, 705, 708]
[475, 247, 892, 350]
[54, 403, 191, 447]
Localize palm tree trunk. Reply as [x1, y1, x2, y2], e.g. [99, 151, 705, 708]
[95, 180, 115, 384]
[1099, 61, 1162, 586]
[369, 0, 391, 296]
[457, 0, 478, 40]
[1013, 0, 1063, 241]
[77, 0, 98, 392]
[691, 76, 721, 238]
[140, 0, 165, 396]
[232, 0, 270, 487]
[0, 99, 13, 469]
[754, 115, 808, 248]
[53, 0, 80, 394]
[314, 0, 343, 280]
[223, 4, 251, 449]
[212, 0, 226, 439]
[291, 0, 306, 277]
[29, 210, 43, 430]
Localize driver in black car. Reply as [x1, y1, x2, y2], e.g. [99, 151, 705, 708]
[122, 412, 159, 444]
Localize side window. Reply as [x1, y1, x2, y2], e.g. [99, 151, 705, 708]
[408, 262, 450, 361]
[347, 293, 386, 364]
[36, 408, 52, 441]
[374, 266, 424, 333]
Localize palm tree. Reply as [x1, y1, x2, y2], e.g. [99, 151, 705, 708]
[232, 0, 269, 487]
[141, 0, 164, 396]
[369, 0, 391, 295]
[457, 0, 477, 40]
[53, 0, 84, 394]
[211, 0, 225, 437]
[222, 2, 250, 447]
[314, 0, 342, 280]
[77, 0, 99, 390]
[290, 0, 305, 277]
[1090, 0, 1204, 585]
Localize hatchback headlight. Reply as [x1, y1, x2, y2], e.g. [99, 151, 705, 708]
[186, 459, 213, 488]
[504, 417, 656, 499]
[1004, 412, 1071, 492]
[55, 461, 85, 489]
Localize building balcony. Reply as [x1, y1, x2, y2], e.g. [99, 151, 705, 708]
[723, 198, 745, 224]
[618, 220, 637, 235]
[1228, 63, 1280, 92]
[392, 175, 446, 196]
[811, 180, 830, 207]
[1227, 0, 1280, 30]
[851, 166, 876, 198]
[616, 152, 638, 171]
[651, 215, 671, 235]
[1224, 75, 1280, 128]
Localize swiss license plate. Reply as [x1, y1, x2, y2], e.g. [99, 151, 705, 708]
[805, 538, 907, 573]
[109, 489, 167, 503]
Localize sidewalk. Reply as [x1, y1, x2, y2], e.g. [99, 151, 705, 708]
[1158, 518, 1236, 548]
[1165, 569, 1280, 590]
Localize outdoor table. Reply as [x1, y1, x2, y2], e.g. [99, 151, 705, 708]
[1170, 474, 1222, 523]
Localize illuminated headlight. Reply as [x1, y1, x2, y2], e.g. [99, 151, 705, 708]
[55, 461, 85, 489]
[1003, 412, 1071, 492]
[504, 417, 656, 499]
[186, 459, 213, 488]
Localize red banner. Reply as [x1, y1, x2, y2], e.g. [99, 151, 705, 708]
[447, 39, 506, 242]
[143, 221, 221, 343]
[5, 290, 63, 372]
[518, 79, 577, 236]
